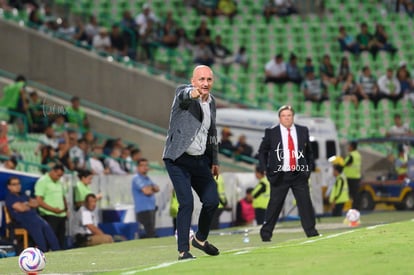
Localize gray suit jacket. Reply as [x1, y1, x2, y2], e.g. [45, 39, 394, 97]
[162, 84, 218, 166]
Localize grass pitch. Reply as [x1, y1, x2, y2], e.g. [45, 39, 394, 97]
[2, 211, 414, 275]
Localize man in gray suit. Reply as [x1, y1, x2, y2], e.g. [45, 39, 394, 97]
[163, 65, 220, 260]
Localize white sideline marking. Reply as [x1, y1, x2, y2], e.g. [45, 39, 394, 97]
[366, 224, 386, 230]
[121, 261, 179, 274]
[301, 230, 355, 244]
[233, 251, 250, 255]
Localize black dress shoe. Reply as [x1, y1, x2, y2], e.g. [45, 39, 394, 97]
[307, 231, 321, 238]
[262, 237, 271, 242]
[178, 251, 196, 260]
[191, 238, 220, 256]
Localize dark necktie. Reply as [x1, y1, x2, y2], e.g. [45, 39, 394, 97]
[287, 128, 296, 170]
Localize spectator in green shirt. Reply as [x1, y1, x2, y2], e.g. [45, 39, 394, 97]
[35, 164, 67, 249]
[66, 96, 90, 133]
[74, 169, 102, 210]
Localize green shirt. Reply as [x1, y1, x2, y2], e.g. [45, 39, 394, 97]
[66, 106, 87, 130]
[344, 150, 362, 179]
[329, 173, 349, 204]
[35, 174, 66, 217]
[74, 181, 92, 204]
[0, 81, 24, 109]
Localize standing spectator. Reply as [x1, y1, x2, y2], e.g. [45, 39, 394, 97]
[170, 190, 179, 232]
[110, 24, 127, 58]
[119, 147, 132, 173]
[394, 144, 408, 180]
[6, 177, 60, 252]
[40, 145, 57, 173]
[337, 26, 359, 55]
[219, 127, 235, 156]
[302, 71, 329, 104]
[258, 105, 319, 241]
[35, 164, 68, 249]
[66, 96, 90, 133]
[92, 27, 112, 53]
[56, 137, 74, 171]
[358, 66, 381, 107]
[0, 75, 28, 124]
[210, 174, 229, 229]
[162, 65, 220, 260]
[193, 39, 215, 66]
[343, 141, 362, 210]
[74, 170, 102, 210]
[210, 35, 233, 67]
[120, 10, 139, 60]
[286, 53, 302, 85]
[356, 22, 380, 59]
[132, 158, 160, 238]
[264, 54, 288, 84]
[329, 161, 349, 217]
[235, 187, 255, 226]
[84, 15, 99, 43]
[252, 167, 270, 225]
[234, 134, 253, 158]
[72, 194, 113, 247]
[319, 54, 338, 87]
[377, 67, 402, 104]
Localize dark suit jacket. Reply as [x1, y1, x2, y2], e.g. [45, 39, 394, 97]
[258, 124, 314, 182]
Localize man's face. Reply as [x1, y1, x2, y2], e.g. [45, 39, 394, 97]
[50, 169, 64, 182]
[81, 175, 93, 185]
[191, 66, 214, 97]
[279, 109, 294, 128]
[7, 179, 21, 194]
[86, 196, 97, 211]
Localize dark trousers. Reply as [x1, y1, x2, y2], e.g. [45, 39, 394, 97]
[25, 217, 61, 252]
[41, 215, 66, 249]
[211, 208, 224, 229]
[261, 172, 318, 240]
[347, 178, 361, 209]
[332, 203, 345, 217]
[164, 154, 219, 253]
[255, 208, 266, 225]
[136, 210, 157, 238]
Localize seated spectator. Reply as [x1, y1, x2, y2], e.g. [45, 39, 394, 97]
[120, 10, 139, 60]
[396, 0, 414, 17]
[92, 27, 112, 53]
[264, 54, 288, 84]
[193, 39, 215, 66]
[160, 18, 178, 48]
[234, 134, 253, 158]
[8, 0, 39, 10]
[377, 68, 403, 104]
[210, 35, 233, 67]
[197, 0, 218, 19]
[73, 19, 89, 45]
[319, 54, 338, 87]
[386, 113, 413, 137]
[37, 126, 59, 153]
[219, 127, 235, 156]
[5, 177, 60, 252]
[286, 53, 302, 85]
[235, 187, 255, 226]
[263, 0, 298, 23]
[140, 19, 159, 62]
[234, 46, 249, 70]
[303, 57, 315, 75]
[356, 22, 380, 59]
[66, 96, 90, 133]
[338, 73, 360, 108]
[357, 66, 381, 107]
[302, 71, 329, 104]
[119, 147, 132, 173]
[87, 145, 109, 175]
[337, 56, 351, 83]
[110, 24, 127, 58]
[216, 0, 237, 22]
[396, 61, 413, 96]
[83, 131, 98, 149]
[51, 115, 68, 138]
[135, 3, 159, 38]
[194, 19, 212, 45]
[338, 26, 359, 55]
[74, 170, 102, 210]
[374, 23, 398, 56]
[105, 147, 127, 175]
[57, 18, 76, 40]
[69, 138, 88, 171]
[28, 8, 43, 28]
[72, 193, 113, 247]
[176, 27, 193, 52]
[56, 137, 74, 171]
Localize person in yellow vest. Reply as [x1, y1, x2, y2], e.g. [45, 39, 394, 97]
[329, 157, 349, 217]
[395, 144, 408, 180]
[211, 174, 229, 229]
[66, 96, 90, 133]
[343, 141, 362, 209]
[170, 189, 179, 232]
[252, 167, 270, 225]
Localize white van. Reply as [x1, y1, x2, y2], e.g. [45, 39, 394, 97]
[216, 108, 340, 168]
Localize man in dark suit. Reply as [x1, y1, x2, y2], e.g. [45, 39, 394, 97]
[258, 105, 319, 242]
